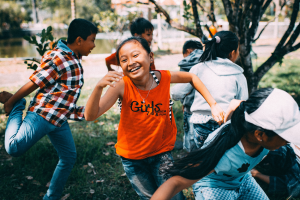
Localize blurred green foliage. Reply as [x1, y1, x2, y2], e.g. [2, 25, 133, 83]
[93, 10, 140, 34]
[0, 1, 31, 38]
[36, 0, 111, 24]
[23, 26, 66, 70]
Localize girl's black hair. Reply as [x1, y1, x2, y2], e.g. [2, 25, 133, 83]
[199, 31, 239, 62]
[116, 36, 151, 64]
[166, 88, 277, 180]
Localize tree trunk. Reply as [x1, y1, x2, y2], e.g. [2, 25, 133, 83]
[31, 0, 38, 23]
[71, 0, 76, 20]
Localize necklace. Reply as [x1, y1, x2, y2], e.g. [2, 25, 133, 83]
[134, 74, 154, 104]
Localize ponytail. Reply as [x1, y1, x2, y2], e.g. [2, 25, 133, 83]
[165, 88, 276, 180]
[199, 31, 239, 62]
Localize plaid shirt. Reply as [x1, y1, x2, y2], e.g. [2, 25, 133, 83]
[262, 144, 300, 197]
[28, 40, 85, 127]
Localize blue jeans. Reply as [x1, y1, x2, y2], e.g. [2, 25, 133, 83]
[121, 151, 186, 200]
[193, 120, 220, 149]
[4, 99, 77, 200]
[183, 112, 196, 152]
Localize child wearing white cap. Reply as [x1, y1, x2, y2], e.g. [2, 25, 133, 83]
[251, 142, 300, 198]
[150, 88, 300, 200]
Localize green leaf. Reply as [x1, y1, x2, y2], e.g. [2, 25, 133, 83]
[49, 35, 54, 41]
[47, 26, 52, 33]
[23, 35, 31, 42]
[41, 29, 46, 37]
[32, 64, 38, 70]
[32, 36, 38, 45]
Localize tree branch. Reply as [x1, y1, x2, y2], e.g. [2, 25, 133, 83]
[254, 0, 300, 83]
[221, 0, 234, 27]
[247, 0, 264, 43]
[253, 16, 277, 42]
[210, 0, 216, 25]
[233, 0, 241, 26]
[190, 0, 203, 37]
[195, 1, 214, 37]
[291, 42, 300, 52]
[284, 21, 300, 48]
[260, 0, 273, 18]
[275, 0, 299, 51]
[148, 0, 200, 37]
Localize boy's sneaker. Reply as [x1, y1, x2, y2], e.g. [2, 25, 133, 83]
[0, 91, 13, 104]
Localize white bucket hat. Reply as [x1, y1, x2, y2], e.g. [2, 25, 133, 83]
[244, 88, 300, 146]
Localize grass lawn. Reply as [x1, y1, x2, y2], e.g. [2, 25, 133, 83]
[0, 57, 300, 200]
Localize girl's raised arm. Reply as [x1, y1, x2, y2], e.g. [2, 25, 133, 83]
[85, 71, 124, 121]
[170, 71, 224, 124]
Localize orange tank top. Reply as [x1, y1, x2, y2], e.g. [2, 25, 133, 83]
[115, 70, 177, 159]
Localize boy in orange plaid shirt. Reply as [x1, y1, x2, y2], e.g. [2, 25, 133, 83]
[0, 19, 97, 200]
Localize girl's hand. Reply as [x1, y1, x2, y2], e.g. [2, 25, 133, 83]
[224, 99, 243, 122]
[97, 71, 123, 88]
[211, 103, 225, 125]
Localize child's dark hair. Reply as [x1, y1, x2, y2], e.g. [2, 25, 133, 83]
[166, 88, 277, 180]
[67, 19, 98, 44]
[130, 18, 154, 36]
[183, 40, 203, 54]
[199, 31, 238, 62]
[116, 36, 151, 64]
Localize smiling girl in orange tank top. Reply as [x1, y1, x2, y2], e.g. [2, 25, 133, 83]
[84, 37, 224, 199]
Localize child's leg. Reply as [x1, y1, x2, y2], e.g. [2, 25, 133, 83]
[183, 112, 196, 152]
[237, 176, 269, 200]
[5, 99, 53, 156]
[193, 186, 237, 200]
[43, 121, 76, 200]
[193, 120, 220, 149]
[152, 152, 186, 200]
[121, 157, 158, 200]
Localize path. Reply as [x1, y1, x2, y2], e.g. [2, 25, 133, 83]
[0, 45, 299, 87]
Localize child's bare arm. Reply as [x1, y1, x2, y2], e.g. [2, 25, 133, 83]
[150, 176, 199, 200]
[4, 81, 38, 115]
[150, 170, 215, 200]
[85, 71, 123, 121]
[170, 71, 224, 124]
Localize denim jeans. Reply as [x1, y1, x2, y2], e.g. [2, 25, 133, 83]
[183, 112, 196, 152]
[121, 151, 186, 200]
[4, 99, 77, 200]
[193, 120, 220, 149]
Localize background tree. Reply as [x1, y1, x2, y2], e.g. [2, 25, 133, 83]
[148, 0, 300, 94]
[36, 0, 111, 24]
[93, 10, 139, 34]
[0, 1, 31, 38]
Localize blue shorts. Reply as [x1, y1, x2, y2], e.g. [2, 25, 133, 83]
[193, 176, 269, 200]
[193, 120, 220, 149]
